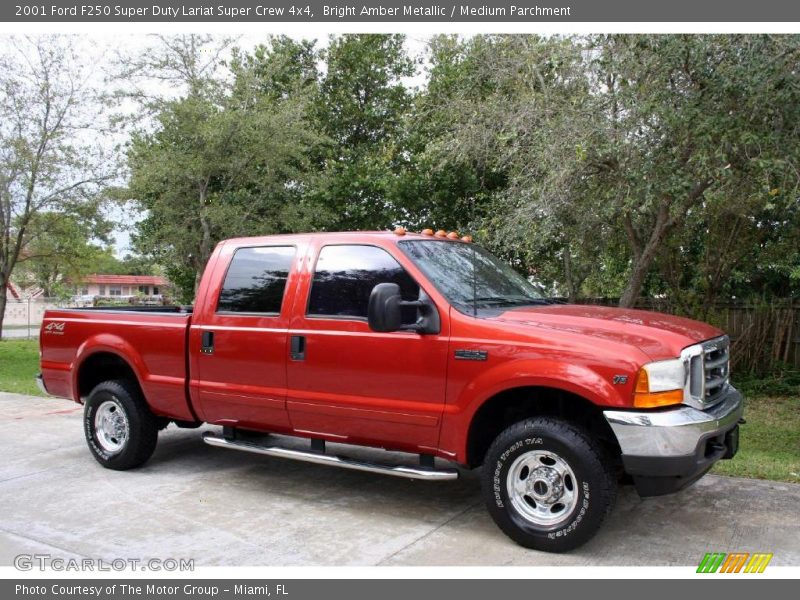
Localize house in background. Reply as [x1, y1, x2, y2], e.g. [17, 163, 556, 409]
[76, 274, 168, 299]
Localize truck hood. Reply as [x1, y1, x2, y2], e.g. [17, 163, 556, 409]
[486, 304, 722, 361]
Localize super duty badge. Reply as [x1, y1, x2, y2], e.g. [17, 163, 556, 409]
[454, 349, 488, 361]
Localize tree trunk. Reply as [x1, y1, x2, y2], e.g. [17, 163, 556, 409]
[0, 273, 8, 340]
[620, 181, 712, 308]
[194, 210, 212, 297]
[563, 246, 577, 303]
[619, 203, 672, 308]
[619, 248, 656, 308]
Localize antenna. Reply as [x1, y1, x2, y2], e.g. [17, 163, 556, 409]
[472, 244, 477, 317]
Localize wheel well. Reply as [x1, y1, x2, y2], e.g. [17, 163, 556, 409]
[466, 386, 622, 468]
[78, 352, 142, 401]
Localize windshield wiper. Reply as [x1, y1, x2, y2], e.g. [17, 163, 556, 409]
[472, 296, 550, 307]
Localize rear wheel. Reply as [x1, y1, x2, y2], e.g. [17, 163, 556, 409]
[84, 379, 158, 470]
[482, 417, 616, 552]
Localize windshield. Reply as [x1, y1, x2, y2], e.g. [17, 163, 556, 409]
[399, 240, 548, 315]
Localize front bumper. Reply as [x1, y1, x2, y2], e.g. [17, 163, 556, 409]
[604, 386, 743, 497]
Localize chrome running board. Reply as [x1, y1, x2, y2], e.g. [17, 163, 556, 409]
[202, 433, 459, 481]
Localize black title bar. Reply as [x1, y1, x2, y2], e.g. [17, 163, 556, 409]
[5, 0, 800, 22]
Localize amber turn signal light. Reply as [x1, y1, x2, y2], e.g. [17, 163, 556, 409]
[634, 389, 684, 408]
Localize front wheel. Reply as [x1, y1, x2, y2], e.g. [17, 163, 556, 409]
[482, 417, 616, 552]
[84, 379, 159, 470]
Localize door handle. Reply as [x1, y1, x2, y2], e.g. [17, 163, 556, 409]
[290, 335, 305, 361]
[201, 330, 214, 354]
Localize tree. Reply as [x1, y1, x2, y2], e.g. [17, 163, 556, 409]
[125, 36, 328, 301]
[112, 34, 236, 108]
[593, 35, 800, 306]
[413, 35, 603, 294]
[402, 35, 510, 232]
[426, 34, 800, 307]
[229, 36, 319, 103]
[15, 211, 112, 298]
[0, 36, 112, 337]
[311, 34, 418, 229]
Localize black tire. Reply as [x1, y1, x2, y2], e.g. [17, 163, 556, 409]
[482, 417, 616, 552]
[83, 379, 159, 470]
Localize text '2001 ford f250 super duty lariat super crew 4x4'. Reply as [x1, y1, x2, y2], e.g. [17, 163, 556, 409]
[38, 229, 743, 552]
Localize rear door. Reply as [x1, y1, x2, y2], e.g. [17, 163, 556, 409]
[193, 243, 300, 430]
[285, 242, 450, 453]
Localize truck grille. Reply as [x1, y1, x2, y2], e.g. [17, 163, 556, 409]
[702, 336, 730, 405]
[684, 335, 730, 408]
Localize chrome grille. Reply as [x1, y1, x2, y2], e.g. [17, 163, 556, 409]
[681, 335, 730, 409]
[701, 336, 730, 405]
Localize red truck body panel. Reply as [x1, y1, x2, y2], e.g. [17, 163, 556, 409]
[40, 231, 724, 465]
[40, 310, 193, 420]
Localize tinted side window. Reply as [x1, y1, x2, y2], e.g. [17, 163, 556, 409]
[217, 246, 295, 314]
[308, 245, 419, 320]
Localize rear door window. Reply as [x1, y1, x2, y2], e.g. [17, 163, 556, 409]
[217, 246, 295, 314]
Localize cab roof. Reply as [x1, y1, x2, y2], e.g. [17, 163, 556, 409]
[222, 230, 469, 247]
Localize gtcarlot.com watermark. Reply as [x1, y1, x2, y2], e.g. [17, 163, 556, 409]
[14, 554, 194, 572]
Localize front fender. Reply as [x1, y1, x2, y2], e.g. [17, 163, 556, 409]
[440, 358, 631, 463]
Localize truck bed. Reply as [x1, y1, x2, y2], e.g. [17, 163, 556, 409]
[39, 308, 195, 421]
[62, 305, 193, 314]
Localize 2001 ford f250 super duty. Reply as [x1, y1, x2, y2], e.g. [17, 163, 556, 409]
[38, 229, 743, 552]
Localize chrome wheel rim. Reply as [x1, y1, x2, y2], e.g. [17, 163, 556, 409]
[506, 450, 578, 527]
[94, 400, 129, 454]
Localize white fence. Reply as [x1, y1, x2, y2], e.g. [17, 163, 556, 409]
[2, 296, 168, 339]
[2, 297, 60, 338]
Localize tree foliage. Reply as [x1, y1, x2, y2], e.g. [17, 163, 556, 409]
[422, 34, 800, 307]
[124, 33, 800, 312]
[309, 34, 418, 230]
[15, 211, 112, 298]
[125, 35, 329, 301]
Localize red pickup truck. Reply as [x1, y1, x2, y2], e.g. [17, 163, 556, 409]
[38, 230, 743, 552]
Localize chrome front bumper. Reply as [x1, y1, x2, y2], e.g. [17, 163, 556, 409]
[604, 386, 743, 496]
[604, 386, 743, 458]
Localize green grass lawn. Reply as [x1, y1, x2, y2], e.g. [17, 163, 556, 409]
[0, 338, 44, 396]
[1, 337, 798, 482]
[712, 394, 800, 484]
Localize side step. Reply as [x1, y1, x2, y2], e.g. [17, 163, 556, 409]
[202, 433, 459, 481]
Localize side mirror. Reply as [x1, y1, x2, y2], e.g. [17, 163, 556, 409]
[367, 283, 440, 335]
[367, 283, 403, 332]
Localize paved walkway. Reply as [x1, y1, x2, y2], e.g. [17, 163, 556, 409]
[1, 392, 798, 566]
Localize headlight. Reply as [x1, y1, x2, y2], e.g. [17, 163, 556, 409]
[633, 358, 687, 408]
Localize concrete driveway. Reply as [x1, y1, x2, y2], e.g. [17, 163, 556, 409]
[1, 392, 798, 566]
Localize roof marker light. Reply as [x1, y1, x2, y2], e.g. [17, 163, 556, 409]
[446, 231, 460, 239]
[434, 230, 447, 237]
[421, 229, 434, 236]
[394, 227, 406, 236]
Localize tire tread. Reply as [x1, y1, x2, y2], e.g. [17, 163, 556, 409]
[84, 379, 158, 470]
[482, 416, 616, 552]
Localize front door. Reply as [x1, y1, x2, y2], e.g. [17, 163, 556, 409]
[286, 243, 449, 453]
